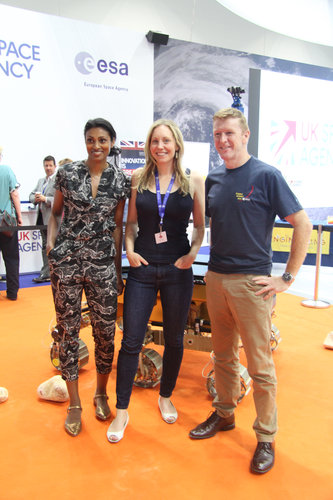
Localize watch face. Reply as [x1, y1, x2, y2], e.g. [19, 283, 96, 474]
[282, 272, 293, 282]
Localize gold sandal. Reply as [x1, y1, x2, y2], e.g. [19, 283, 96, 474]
[93, 394, 111, 421]
[65, 405, 82, 437]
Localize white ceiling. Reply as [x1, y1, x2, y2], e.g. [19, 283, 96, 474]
[216, 0, 333, 47]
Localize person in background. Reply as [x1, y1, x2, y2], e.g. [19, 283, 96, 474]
[47, 118, 130, 437]
[106, 119, 205, 443]
[58, 158, 73, 168]
[0, 146, 22, 300]
[29, 155, 57, 283]
[189, 108, 312, 474]
[0, 146, 4, 283]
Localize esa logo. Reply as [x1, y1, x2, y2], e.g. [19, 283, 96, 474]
[74, 52, 128, 76]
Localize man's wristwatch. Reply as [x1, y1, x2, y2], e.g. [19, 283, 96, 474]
[281, 272, 294, 283]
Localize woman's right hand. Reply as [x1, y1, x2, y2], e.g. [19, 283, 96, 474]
[126, 251, 148, 268]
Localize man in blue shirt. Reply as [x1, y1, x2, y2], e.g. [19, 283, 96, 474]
[0, 147, 22, 300]
[189, 108, 312, 474]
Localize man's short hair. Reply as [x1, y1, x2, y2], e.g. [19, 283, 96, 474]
[43, 155, 56, 164]
[213, 107, 249, 133]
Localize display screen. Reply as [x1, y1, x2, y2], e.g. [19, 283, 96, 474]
[249, 68, 333, 222]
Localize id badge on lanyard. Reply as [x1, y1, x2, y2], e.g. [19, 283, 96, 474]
[154, 171, 175, 245]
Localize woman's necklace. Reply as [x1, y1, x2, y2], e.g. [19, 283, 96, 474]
[85, 160, 107, 176]
[90, 171, 103, 180]
[88, 165, 106, 199]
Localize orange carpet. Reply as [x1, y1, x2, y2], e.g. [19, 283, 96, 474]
[0, 286, 332, 500]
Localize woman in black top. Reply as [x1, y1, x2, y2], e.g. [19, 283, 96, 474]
[107, 119, 205, 443]
[47, 118, 130, 437]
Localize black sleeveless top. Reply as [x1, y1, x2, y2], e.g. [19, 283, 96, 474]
[134, 189, 194, 264]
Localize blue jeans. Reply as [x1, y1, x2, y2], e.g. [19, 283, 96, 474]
[116, 263, 193, 409]
[0, 232, 19, 298]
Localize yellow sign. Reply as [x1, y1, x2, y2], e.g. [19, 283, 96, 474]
[272, 228, 330, 254]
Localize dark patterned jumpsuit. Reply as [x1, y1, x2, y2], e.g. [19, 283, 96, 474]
[48, 160, 130, 381]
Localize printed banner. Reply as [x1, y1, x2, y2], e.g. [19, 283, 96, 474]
[0, 4, 153, 201]
[272, 227, 330, 254]
[257, 70, 333, 222]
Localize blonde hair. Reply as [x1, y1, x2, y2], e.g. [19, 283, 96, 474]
[137, 119, 190, 195]
[58, 158, 73, 167]
[213, 107, 249, 133]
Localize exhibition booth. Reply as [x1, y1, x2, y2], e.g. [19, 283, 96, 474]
[0, 3, 332, 277]
[1, 3, 333, 499]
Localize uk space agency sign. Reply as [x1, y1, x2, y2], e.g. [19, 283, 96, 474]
[0, 4, 153, 201]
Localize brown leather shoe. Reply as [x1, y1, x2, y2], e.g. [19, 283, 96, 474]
[250, 442, 275, 474]
[189, 411, 235, 439]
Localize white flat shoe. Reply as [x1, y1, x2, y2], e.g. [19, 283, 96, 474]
[107, 413, 129, 443]
[158, 396, 178, 424]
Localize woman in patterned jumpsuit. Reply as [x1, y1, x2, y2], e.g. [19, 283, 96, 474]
[47, 118, 130, 436]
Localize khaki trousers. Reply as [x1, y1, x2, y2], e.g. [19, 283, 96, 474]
[205, 271, 277, 442]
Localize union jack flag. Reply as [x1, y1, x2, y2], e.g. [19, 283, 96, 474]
[120, 140, 145, 150]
